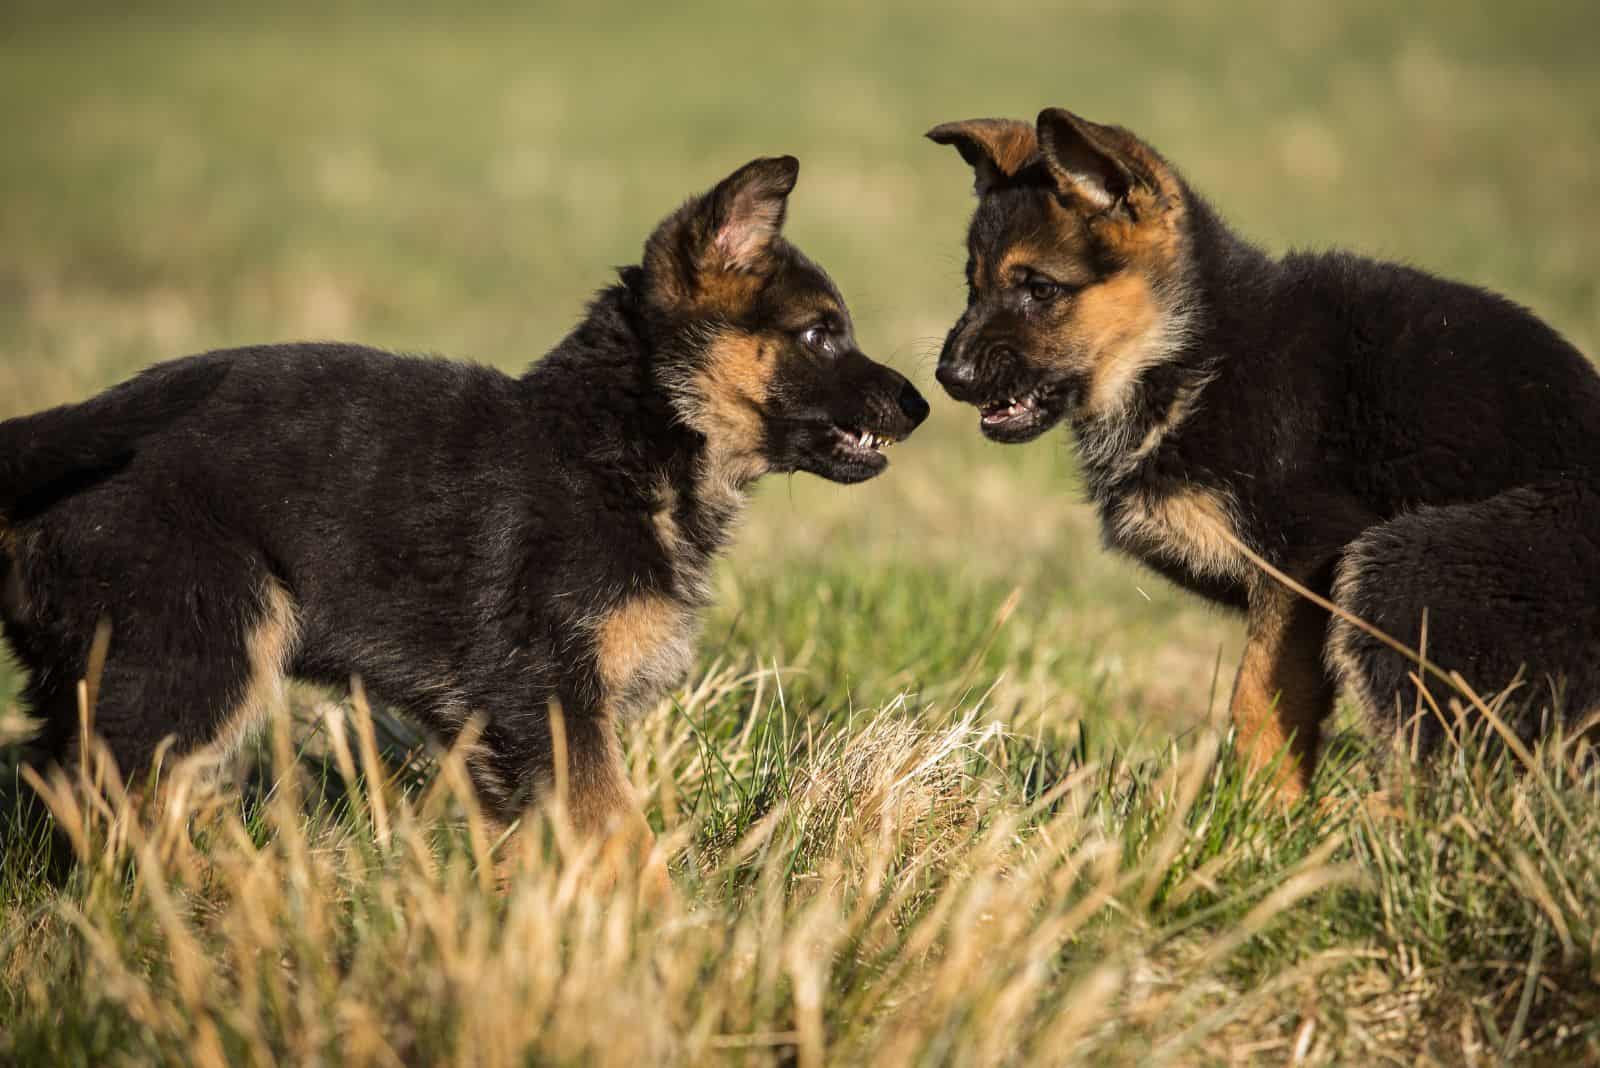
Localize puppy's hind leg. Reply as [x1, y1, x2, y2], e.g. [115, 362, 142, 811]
[1328, 482, 1600, 757]
[14, 570, 299, 863]
[79, 575, 300, 795]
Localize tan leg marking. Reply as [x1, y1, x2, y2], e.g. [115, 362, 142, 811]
[1230, 586, 1335, 802]
[560, 712, 671, 905]
[584, 591, 693, 898]
[563, 717, 639, 836]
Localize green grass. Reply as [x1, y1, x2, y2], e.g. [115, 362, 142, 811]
[4, 2, 1600, 1063]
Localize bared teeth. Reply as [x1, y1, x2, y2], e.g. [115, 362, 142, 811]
[983, 391, 1046, 420]
[837, 426, 896, 452]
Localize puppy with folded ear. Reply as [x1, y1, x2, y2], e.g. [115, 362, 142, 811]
[929, 107, 1600, 801]
[0, 156, 929, 851]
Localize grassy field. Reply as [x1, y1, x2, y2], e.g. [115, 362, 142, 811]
[3, 2, 1600, 1063]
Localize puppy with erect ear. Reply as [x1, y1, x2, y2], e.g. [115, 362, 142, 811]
[928, 105, 1600, 804]
[0, 155, 929, 875]
[637, 156, 932, 496]
[926, 108, 1193, 444]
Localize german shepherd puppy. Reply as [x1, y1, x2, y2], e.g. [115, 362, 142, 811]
[928, 109, 1600, 798]
[0, 156, 929, 840]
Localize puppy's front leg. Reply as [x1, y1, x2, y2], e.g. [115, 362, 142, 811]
[531, 707, 669, 905]
[1230, 583, 1336, 802]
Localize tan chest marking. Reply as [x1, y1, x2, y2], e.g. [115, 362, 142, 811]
[1113, 487, 1248, 582]
[593, 593, 696, 718]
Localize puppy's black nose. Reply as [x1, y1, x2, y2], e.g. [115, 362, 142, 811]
[935, 360, 977, 396]
[898, 381, 930, 426]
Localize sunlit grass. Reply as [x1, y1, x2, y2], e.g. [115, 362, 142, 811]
[4, 1, 1600, 1062]
[4, 667, 1599, 1064]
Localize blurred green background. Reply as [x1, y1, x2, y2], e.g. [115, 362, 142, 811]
[3, 0, 1598, 741]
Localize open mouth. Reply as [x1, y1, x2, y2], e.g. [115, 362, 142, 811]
[780, 416, 911, 484]
[825, 422, 902, 473]
[805, 422, 900, 482]
[831, 424, 899, 461]
[976, 387, 1060, 443]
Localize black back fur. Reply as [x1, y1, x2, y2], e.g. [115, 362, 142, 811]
[0, 157, 928, 829]
[930, 109, 1600, 787]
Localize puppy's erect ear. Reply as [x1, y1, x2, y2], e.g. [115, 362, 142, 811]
[707, 155, 800, 272]
[1035, 107, 1157, 215]
[926, 118, 1038, 195]
[642, 156, 799, 310]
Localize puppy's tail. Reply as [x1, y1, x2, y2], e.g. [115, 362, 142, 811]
[0, 356, 230, 520]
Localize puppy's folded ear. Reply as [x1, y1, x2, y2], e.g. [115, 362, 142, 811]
[1035, 108, 1156, 216]
[707, 155, 800, 272]
[926, 118, 1037, 195]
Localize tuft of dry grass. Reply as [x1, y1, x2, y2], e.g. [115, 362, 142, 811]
[5, 663, 1599, 1065]
[0, 676, 1308, 1066]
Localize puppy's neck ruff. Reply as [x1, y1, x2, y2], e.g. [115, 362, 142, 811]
[1071, 191, 1268, 497]
[534, 281, 765, 594]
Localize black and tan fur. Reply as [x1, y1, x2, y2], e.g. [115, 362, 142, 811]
[929, 108, 1600, 798]
[0, 156, 929, 841]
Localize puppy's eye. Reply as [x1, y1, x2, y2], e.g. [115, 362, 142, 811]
[1027, 279, 1061, 303]
[801, 324, 832, 351]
